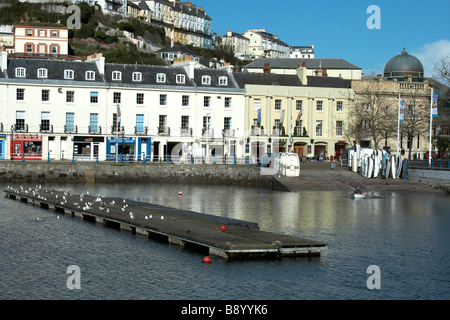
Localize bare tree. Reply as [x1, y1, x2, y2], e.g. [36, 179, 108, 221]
[433, 53, 450, 86]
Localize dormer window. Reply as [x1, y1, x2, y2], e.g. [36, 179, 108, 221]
[218, 76, 228, 86]
[37, 68, 48, 79]
[15, 67, 26, 78]
[156, 73, 166, 83]
[176, 74, 185, 84]
[112, 71, 122, 81]
[132, 72, 142, 82]
[85, 71, 95, 81]
[202, 75, 211, 85]
[64, 69, 74, 80]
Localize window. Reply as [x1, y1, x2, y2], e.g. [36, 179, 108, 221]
[203, 116, 211, 131]
[275, 99, 282, 110]
[66, 113, 75, 132]
[136, 93, 144, 105]
[39, 30, 46, 37]
[182, 95, 189, 107]
[316, 120, 323, 137]
[181, 115, 189, 129]
[253, 99, 261, 110]
[51, 45, 58, 54]
[16, 111, 25, 131]
[336, 121, 343, 137]
[113, 92, 121, 104]
[66, 91, 75, 103]
[90, 113, 99, 133]
[64, 69, 74, 80]
[158, 115, 167, 133]
[41, 112, 50, 131]
[204, 96, 211, 107]
[176, 74, 185, 84]
[85, 71, 95, 80]
[15, 67, 26, 78]
[37, 68, 48, 78]
[218, 76, 228, 86]
[224, 97, 232, 108]
[295, 120, 303, 136]
[316, 100, 323, 112]
[296, 100, 303, 111]
[132, 72, 142, 82]
[224, 117, 232, 130]
[160, 94, 167, 106]
[26, 44, 33, 53]
[202, 75, 211, 85]
[385, 106, 390, 118]
[16, 88, 25, 101]
[41, 89, 50, 102]
[136, 114, 144, 133]
[52, 30, 58, 37]
[26, 29, 33, 36]
[112, 71, 122, 81]
[156, 73, 166, 83]
[336, 101, 343, 112]
[90, 91, 98, 104]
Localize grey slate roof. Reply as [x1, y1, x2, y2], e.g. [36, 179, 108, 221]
[233, 72, 302, 88]
[192, 68, 236, 89]
[245, 58, 361, 70]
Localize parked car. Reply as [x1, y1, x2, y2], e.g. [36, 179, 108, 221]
[424, 151, 444, 159]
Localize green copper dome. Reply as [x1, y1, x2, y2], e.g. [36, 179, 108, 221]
[384, 49, 424, 80]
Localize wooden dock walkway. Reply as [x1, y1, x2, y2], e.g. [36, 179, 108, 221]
[4, 186, 327, 260]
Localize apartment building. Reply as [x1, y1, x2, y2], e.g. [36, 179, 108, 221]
[221, 30, 250, 61]
[242, 29, 290, 60]
[290, 45, 315, 59]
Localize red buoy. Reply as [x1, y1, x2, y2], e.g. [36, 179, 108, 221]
[203, 256, 211, 263]
[178, 191, 183, 196]
[220, 225, 227, 232]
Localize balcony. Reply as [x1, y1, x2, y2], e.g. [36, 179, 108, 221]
[13, 124, 28, 133]
[111, 126, 124, 134]
[272, 126, 286, 136]
[135, 126, 148, 135]
[158, 126, 170, 136]
[222, 129, 235, 138]
[251, 126, 266, 136]
[89, 125, 102, 134]
[202, 128, 214, 137]
[180, 127, 193, 137]
[64, 125, 78, 134]
[39, 124, 53, 133]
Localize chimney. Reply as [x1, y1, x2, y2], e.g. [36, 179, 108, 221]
[0, 51, 8, 73]
[86, 53, 105, 75]
[263, 63, 271, 74]
[297, 62, 307, 85]
[227, 29, 232, 37]
[182, 61, 195, 79]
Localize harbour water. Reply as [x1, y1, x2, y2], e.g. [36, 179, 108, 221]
[0, 181, 449, 300]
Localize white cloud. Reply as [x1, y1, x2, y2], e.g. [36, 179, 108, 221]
[411, 39, 450, 77]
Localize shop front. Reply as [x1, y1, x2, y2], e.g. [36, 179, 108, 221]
[73, 136, 104, 161]
[10, 134, 43, 160]
[106, 136, 151, 161]
[0, 134, 6, 159]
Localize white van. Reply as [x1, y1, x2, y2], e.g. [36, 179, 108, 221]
[279, 152, 300, 177]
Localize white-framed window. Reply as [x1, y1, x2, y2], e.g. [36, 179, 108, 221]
[336, 121, 343, 137]
[336, 101, 343, 112]
[204, 96, 211, 107]
[41, 112, 50, 131]
[39, 30, 46, 37]
[85, 71, 95, 81]
[296, 100, 303, 111]
[202, 75, 211, 85]
[16, 88, 25, 101]
[51, 30, 58, 37]
[253, 98, 261, 110]
[316, 120, 323, 137]
[15, 67, 26, 78]
[26, 44, 33, 53]
[132, 72, 142, 82]
[64, 69, 74, 80]
[182, 95, 189, 107]
[41, 89, 50, 102]
[218, 76, 228, 86]
[176, 74, 185, 84]
[136, 93, 144, 105]
[156, 73, 166, 83]
[37, 68, 48, 78]
[316, 100, 323, 112]
[224, 97, 232, 108]
[66, 90, 75, 103]
[275, 99, 282, 110]
[112, 71, 122, 81]
[51, 45, 58, 54]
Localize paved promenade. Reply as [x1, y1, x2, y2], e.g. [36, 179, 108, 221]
[274, 161, 449, 194]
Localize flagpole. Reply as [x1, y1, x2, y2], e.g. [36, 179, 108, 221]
[116, 101, 119, 163]
[397, 94, 400, 156]
[429, 87, 433, 166]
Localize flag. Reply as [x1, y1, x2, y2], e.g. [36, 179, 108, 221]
[399, 101, 405, 123]
[257, 108, 261, 124]
[432, 94, 438, 118]
[296, 109, 303, 122]
[280, 110, 285, 124]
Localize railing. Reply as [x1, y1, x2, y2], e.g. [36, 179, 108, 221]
[409, 158, 450, 169]
[158, 126, 170, 136]
[88, 125, 102, 134]
[39, 124, 53, 133]
[64, 125, 78, 134]
[135, 126, 148, 135]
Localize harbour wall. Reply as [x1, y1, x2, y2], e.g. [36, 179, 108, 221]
[0, 162, 289, 191]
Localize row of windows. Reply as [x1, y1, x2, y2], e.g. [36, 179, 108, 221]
[15, 88, 234, 108]
[254, 99, 344, 112]
[26, 29, 60, 37]
[14, 67, 229, 85]
[14, 111, 233, 134]
[252, 118, 344, 137]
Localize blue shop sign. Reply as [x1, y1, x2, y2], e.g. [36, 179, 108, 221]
[107, 136, 136, 144]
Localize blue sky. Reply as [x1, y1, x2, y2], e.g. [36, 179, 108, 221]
[194, 0, 450, 76]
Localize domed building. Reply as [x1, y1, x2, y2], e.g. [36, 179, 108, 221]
[384, 49, 424, 81]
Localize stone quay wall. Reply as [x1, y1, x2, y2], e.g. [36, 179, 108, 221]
[0, 162, 288, 190]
